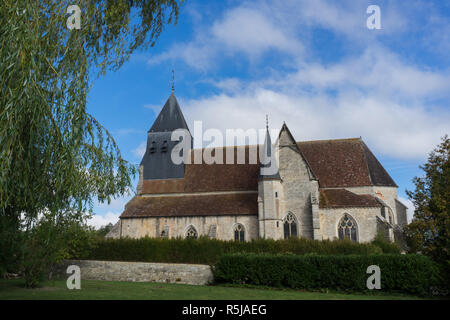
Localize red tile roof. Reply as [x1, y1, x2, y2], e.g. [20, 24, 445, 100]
[298, 139, 396, 188]
[122, 138, 395, 218]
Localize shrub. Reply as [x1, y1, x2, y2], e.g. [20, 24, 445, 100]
[212, 253, 439, 296]
[371, 232, 402, 254]
[78, 236, 391, 264]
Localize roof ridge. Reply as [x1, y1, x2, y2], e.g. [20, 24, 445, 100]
[191, 137, 363, 151]
[298, 137, 362, 144]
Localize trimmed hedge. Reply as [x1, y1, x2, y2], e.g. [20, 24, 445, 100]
[78, 237, 393, 264]
[213, 253, 438, 296]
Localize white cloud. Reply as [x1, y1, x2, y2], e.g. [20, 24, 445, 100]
[88, 212, 120, 229]
[146, 1, 450, 161]
[176, 41, 450, 160]
[96, 194, 132, 212]
[211, 7, 303, 57]
[287, 47, 450, 99]
[148, 3, 304, 69]
[183, 87, 449, 160]
[147, 0, 427, 69]
[284, 0, 408, 38]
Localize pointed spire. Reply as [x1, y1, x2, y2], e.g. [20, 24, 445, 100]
[259, 115, 280, 180]
[149, 93, 190, 133]
[171, 69, 175, 94]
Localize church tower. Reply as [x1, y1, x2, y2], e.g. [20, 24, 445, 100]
[258, 118, 283, 239]
[137, 92, 192, 194]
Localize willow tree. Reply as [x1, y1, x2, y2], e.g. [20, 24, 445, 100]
[0, 0, 182, 284]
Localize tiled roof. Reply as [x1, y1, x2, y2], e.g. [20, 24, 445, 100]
[141, 138, 397, 194]
[298, 139, 397, 188]
[141, 145, 260, 194]
[319, 189, 382, 209]
[120, 192, 258, 218]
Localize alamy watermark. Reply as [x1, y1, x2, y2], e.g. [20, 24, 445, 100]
[168, 122, 280, 176]
[366, 265, 381, 290]
[66, 5, 382, 31]
[66, 265, 81, 290]
[367, 5, 381, 30]
[67, 5, 81, 30]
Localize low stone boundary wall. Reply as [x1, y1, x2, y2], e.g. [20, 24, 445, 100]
[56, 260, 213, 285]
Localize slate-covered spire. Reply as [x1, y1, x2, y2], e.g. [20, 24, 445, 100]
[259, 116, 281, 180]
[149, 93, 190, 133]
[141, 92, 191, 181]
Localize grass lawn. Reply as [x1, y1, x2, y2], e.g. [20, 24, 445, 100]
[0, 279, 426, 300]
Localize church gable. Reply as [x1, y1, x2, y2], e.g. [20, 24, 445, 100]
[278, 123, 317, 182]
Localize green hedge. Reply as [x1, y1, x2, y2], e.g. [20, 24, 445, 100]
[213, 253, 438, 296]
[78, 236, 398, 265]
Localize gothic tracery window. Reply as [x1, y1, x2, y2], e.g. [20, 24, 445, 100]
[234, 224, 245, 242]
[283, 213, 297, 239]
[338, 214, 358, 242]
[185, 225, 198, 239]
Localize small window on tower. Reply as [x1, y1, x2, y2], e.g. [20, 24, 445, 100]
[161, 140, 168, 152]
[275, 192, 278, 198]
[149, 141, 156, 153]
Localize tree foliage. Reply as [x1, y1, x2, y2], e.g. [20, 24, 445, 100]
[404, 135, 449, 286]
[0, 0, 182, 286]
[95, 222, 115, 237]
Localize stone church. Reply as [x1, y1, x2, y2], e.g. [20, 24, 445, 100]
[107, 92, 408, 243]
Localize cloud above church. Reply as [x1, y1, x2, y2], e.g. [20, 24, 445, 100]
[88, 212, 120, 229]
[144, 0, 449, 162]
[148, 2, 304, 69]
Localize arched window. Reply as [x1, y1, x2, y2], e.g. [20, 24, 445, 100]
[283, 213, 297, 239]
[185, 225, 198, 239]
[338, 214, 358, 242]
[234, 224, 245, 242]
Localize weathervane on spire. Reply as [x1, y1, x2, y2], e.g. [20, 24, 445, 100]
[171, 69, 175, 94]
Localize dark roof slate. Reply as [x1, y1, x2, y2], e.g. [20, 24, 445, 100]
[121, 192, 258, 218]
[149, 94, 190, 133]
[319, 189, 382, 209]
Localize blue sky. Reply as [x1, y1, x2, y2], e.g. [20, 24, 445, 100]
[88, 0, 450, 227]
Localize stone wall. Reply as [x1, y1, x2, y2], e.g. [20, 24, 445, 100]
[395, 199, 408, 227]
[120, 215, 259, 241]
[277, 129, 318, 239]
[56, 260, 213, 285]
[319, 207, 382, 242]
[338, 186, 400, 224]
